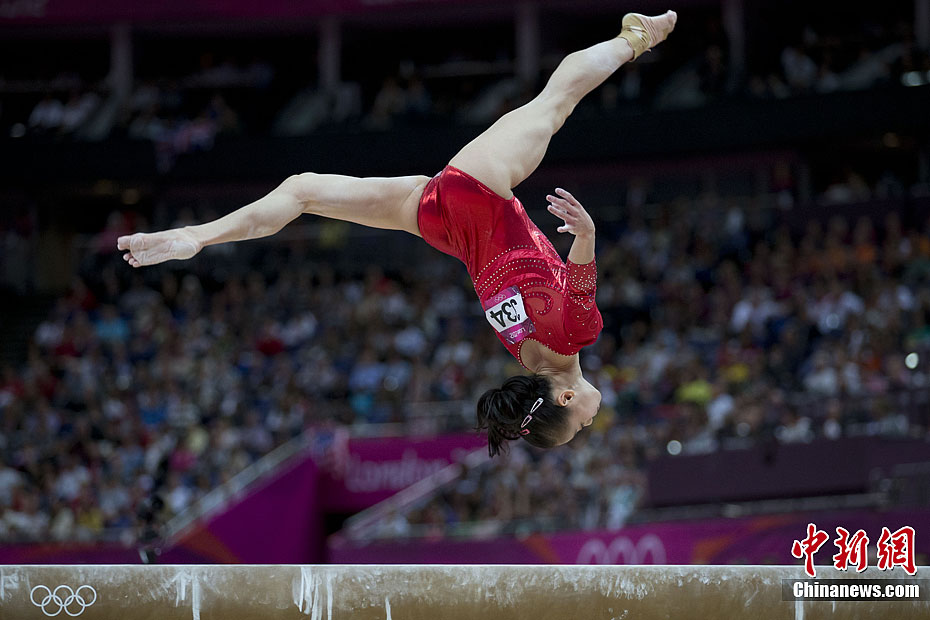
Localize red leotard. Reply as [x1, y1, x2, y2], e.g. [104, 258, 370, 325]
[417, 166, 603, 367]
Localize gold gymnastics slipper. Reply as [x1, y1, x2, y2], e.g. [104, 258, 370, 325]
[618, 10, 678, 60]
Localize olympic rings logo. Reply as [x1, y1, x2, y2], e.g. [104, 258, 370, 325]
[575, 534, 667, 565]
[30, 584, 97, 617]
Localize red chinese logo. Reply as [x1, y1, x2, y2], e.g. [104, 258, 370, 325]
[791, 523, 829, 577]
[832, 527, 869, 573]
[792, 523, 917, 577]
[876, 526, 917, 575]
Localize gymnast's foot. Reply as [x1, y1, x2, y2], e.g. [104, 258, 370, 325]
[117, 228, 203, 267]
[619, 10, 678, 60]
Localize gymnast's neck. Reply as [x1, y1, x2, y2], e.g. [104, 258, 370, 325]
[522, 340, 582, 382]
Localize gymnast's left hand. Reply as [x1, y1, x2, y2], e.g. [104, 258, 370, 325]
[546, 188, 594, 238]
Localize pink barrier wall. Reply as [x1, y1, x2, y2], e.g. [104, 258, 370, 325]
[0, 543, 138, 564]
[164, 455, 323, 563]
[328, 509, 930, 565]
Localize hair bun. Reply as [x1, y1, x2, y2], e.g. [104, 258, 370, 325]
[476, 374, 559, 457]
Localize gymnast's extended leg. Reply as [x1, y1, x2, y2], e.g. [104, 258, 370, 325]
[448, 11, 677, 199]
[118, 11, 675, 268]
[118, 172, 430, 267]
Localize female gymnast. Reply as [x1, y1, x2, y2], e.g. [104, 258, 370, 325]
[118, 11, 677, 456]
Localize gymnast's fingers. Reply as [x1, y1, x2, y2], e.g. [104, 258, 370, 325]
[547, 198, 576, 218]
[555, 188, 579, 206]
[548, 204, 577, 226]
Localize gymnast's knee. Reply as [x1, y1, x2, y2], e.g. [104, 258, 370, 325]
[279, 172, 321, 206]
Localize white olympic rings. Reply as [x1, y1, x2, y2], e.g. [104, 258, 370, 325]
[30, 584, 98, 617]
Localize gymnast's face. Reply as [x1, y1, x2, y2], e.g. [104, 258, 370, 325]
[553, 377, 601, 446]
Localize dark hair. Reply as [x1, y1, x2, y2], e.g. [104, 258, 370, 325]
[476, 374, 568, 457]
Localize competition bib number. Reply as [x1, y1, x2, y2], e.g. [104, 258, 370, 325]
[483, 286, 535, 345]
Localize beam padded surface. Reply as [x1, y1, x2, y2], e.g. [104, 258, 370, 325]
[0, 564, 926, 620]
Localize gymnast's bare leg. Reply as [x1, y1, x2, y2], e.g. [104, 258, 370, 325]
[449, 10, 677, 198]
[118, 11, 677, 267]
[118, 174, 429, 267]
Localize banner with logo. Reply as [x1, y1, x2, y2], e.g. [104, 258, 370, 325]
[327, 509, 930, 565]
[318, 433, 487, 513]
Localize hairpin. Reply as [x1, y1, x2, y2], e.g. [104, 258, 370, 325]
[520, 398, 544, 435]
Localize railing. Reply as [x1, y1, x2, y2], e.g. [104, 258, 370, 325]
[630, 492, 892, 526]
[337, 492, 895, 543]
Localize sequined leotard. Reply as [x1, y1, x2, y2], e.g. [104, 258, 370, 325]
[417, 166, 602, 367]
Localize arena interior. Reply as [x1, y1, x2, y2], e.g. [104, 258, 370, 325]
[0, 0, 929, 618]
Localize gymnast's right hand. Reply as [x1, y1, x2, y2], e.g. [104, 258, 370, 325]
[117, 228, 203, 267]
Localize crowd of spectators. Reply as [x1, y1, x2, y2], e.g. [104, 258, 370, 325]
[2, 52, 268, 146]
[1, 1, 928, 547]
[20, 89, 103, 138]
[1, 175, 929, 543]
[387, 427, 647, 539]
[389, 208, 930, 537]
[7, 68, 253, 170]
[126, 89, 242, 172]
[657, 16, 930, 107]
[745, 20, 930, 101]
[5, 8, 929, 146]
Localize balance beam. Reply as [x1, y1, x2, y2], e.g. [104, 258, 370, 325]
[1, 565, 926, 619]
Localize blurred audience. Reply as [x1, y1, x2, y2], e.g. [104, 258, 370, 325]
[2, 5, 929, 544]
[375, 207, 930, 538]
[1, 184, 929, 543]
[6, 13, 929, 145]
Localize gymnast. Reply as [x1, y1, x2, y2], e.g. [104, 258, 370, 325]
[118, 11, 678, 456]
